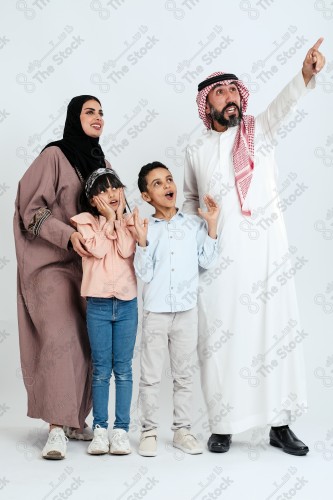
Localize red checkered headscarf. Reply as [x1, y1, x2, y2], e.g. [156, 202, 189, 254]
[197, 72, 255, 216]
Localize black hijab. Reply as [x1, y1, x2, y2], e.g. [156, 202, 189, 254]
[43, 95, 106, 181]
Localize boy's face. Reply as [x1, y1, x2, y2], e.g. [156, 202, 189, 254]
[142, 168, 177, 210]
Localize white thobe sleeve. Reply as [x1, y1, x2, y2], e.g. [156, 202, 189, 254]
[256, 71, 315, 144]
[183, 146, 200, 215]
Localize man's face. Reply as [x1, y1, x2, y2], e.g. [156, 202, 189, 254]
[205, 83, 242, 130]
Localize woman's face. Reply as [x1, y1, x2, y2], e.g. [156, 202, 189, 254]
[80, 99, 104, 138]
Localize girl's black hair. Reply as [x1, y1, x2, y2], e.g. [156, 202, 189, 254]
[79, 171, 127, 217]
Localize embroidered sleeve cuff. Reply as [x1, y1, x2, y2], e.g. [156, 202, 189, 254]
[28, 207, 52, 236]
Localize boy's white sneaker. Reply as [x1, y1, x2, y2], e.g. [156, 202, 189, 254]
[87, 425, 109, 455]
[173, 428, 203, 454]
[138, 429, 157, 457]
[42, 427, 68, 460]
[110, 429, 131, 455]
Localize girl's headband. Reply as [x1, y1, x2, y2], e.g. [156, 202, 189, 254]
[85, 167, 119, 198]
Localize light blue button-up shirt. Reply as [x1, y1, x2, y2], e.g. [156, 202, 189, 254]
[134, 211, 218, 312]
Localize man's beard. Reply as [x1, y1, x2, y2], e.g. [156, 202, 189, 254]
[209, 102, 243, 128]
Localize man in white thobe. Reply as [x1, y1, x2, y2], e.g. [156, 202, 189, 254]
[183, 39, 325, 455]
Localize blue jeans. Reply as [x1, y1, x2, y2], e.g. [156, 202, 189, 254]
[86, 297, 138, 431]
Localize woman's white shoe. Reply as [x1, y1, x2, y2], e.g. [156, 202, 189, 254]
[42, 427, 68, 460]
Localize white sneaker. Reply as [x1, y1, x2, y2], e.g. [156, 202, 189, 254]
[42, 427, 68, 460]
[63, 425, 93, 441]
[87, 425, 109, 455]
[173, 428, 203, 454]
[138, 429, 157, 457]
[110, 429, 131, 455]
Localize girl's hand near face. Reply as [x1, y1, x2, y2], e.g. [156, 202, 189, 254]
[93, 195, 116, 222]
[116, 188, 126, 220]
[133, 207, 148, 247]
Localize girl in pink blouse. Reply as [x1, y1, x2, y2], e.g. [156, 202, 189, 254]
[71, 167, 137, 456]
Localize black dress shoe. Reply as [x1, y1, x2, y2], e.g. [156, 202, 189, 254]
[269, 426, 309, 456]
[207, 434, 232, 453]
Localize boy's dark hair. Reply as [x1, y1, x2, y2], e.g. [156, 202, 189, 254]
[79, 172, 126, 217]
[138, 161, 169, 193]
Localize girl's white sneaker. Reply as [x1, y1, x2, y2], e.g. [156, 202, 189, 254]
[110, 429, 131, 455]
[87, 425, 109, 455]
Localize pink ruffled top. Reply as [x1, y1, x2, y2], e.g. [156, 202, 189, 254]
[70, 212, 137, 300]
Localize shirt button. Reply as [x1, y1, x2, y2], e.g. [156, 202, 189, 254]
[171, 286, 174, 290]
[172, 268, 174, 271]
[171, 252, 174, 255]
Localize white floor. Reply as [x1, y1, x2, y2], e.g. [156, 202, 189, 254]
[1, 419, 332, 500]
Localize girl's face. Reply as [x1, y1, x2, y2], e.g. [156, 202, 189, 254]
[90, 184, 121, 211]
[80, 99, 104, 138]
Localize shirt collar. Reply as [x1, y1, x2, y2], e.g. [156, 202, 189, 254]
[151, 209, 184, 223]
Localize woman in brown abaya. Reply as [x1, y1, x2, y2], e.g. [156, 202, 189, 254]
[13, 95, 109, 459]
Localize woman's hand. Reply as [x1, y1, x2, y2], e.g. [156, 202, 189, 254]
[133, 207, 149, 247]
[70, 232, 92, 257]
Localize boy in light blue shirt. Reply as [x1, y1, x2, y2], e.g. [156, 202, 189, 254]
[133, 161, 219, 457]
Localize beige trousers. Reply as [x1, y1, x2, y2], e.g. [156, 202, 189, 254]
[138, 307, 198, 431]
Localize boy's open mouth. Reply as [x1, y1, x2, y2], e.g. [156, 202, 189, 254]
[165, 191, 174, 200]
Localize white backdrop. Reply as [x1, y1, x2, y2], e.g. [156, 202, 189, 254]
[0, 0, 333, 498]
